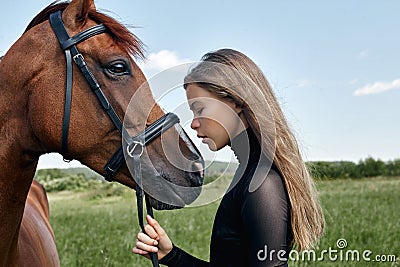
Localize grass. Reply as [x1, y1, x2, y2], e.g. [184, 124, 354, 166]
[48, 177, 400, 266]
[291, 177, 400, 266]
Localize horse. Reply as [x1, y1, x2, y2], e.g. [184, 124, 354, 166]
[18, 180, 59, 266]
[0, 0, 203, 266]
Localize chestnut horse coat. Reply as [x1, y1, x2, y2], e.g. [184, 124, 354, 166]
[18, 181, 59, 267]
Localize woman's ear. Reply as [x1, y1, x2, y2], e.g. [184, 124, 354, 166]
[232, 101, 244, 114]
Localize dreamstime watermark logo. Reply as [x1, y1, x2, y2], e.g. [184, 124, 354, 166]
[257, 238, 398, 263]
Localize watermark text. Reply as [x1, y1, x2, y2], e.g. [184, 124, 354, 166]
[257, 238, 398, 263]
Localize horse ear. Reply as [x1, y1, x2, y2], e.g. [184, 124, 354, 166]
[62, 0, 96, 29]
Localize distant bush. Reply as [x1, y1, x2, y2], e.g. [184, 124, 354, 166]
[34, 168, 103, 192]
[34, 156, 400, 194]
[307, 156, 400, 179]
[204, 174, 220, 185]
[84, 182, 127, 200]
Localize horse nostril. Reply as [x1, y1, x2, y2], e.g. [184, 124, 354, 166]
[193, 162, 204, 177]
[191, 161, 204, 186]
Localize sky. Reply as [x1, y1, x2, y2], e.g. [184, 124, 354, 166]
[1, 1, 399, 169]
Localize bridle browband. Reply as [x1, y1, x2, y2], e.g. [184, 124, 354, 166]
[49, 10, 177, 266]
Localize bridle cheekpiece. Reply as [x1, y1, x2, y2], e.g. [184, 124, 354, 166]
[49, 10, 183, 267]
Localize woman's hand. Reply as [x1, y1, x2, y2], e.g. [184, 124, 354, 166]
[132, 215, 173, 260]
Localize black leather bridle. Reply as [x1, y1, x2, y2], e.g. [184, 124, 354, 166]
[49, 10, 182, 266]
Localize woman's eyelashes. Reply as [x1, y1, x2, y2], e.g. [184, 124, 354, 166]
[190, 106, 204, 116]
[195, 107, 204, 116]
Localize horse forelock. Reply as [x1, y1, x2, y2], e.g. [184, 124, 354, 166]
[24, 1, 145, 59]
[88, 10, 145, 59]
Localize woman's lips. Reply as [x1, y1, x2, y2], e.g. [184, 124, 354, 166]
[197, 135, 208, 143]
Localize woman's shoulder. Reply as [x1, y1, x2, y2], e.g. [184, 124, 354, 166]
[240, 162, 290, 216]
[231, 160, 287, 204]
[245, 161, 284, 192]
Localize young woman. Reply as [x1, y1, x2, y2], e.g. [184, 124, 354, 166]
[132, 48, 325, 266]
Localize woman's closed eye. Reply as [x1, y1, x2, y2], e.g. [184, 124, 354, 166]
[189, 100, 205, 117]
[194, 108, 204, 116]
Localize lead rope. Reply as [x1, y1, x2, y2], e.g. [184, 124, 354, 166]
[132, 147, 159, 267]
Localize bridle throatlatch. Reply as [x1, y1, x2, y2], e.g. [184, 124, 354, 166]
[49, 11, 185, 267]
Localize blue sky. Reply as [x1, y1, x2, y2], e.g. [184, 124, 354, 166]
[1, 1, 399, 169]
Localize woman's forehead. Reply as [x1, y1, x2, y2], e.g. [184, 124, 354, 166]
[186, 86, 236, 112]
[186, 84, 217, 100]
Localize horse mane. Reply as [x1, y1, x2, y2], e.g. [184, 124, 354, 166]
[24, 1, 144, 59]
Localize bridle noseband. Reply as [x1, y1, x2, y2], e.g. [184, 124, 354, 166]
[49, 10, 182, 266]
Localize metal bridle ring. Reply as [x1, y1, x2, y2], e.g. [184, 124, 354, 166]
[127, 140, 144, 158]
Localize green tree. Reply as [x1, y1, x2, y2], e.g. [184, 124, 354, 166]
[358, 156, 385, 177]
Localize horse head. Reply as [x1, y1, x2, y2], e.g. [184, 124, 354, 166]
[1, 0, 203, 210]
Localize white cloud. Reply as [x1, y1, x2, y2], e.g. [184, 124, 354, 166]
[353, 78, 400, 96]
[349, 78, 359, 85]
[139, 50, 190, 72]
[282, 79, 316, 90]
[358, 49, 369, 59]
[295, 79, 315, 88]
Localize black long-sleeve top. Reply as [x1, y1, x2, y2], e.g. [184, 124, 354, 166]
[160, 128, 293, 266]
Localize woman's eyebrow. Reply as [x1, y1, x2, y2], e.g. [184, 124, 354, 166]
[189, 100, 199, 111]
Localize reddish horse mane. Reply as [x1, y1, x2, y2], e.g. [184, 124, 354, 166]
[24, 1, 145, 59]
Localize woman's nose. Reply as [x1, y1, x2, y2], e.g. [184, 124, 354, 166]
[191, 117, 200, 130]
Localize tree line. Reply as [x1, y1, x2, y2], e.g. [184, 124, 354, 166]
[307, 157, 400, 179]
[34, 156, 400, 193]
[34, 168, 102, 192]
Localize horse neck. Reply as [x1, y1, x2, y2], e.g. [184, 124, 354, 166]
[0, 144, 39, 266]
[0, 55, 41, 267]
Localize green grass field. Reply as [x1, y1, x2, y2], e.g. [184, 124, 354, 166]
[48, 177, 399, 266]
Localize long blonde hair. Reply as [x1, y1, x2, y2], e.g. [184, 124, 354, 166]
[184, 48, 324, 250]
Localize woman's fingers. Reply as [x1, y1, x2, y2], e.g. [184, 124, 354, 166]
[133, 216, 173, 260]
[144, 224, 159, 241]
[137, 231, 158, 246]
[135, 239, 158, 253]
[132, 247, 149, 255]
[147, 215, 166, 237]
[132, 231, 158, 259]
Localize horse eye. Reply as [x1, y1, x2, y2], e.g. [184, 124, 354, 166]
[106, 62, 129, 76]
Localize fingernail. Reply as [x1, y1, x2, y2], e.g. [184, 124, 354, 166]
[154, 240, 158, 246]
[153, 247, 158, 253]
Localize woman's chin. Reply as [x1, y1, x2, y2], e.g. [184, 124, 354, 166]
[203, 139, 218, 151]
[209, 145, 218, 151]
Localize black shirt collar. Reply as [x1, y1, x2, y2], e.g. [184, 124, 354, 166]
[229, 127, 261, 165]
